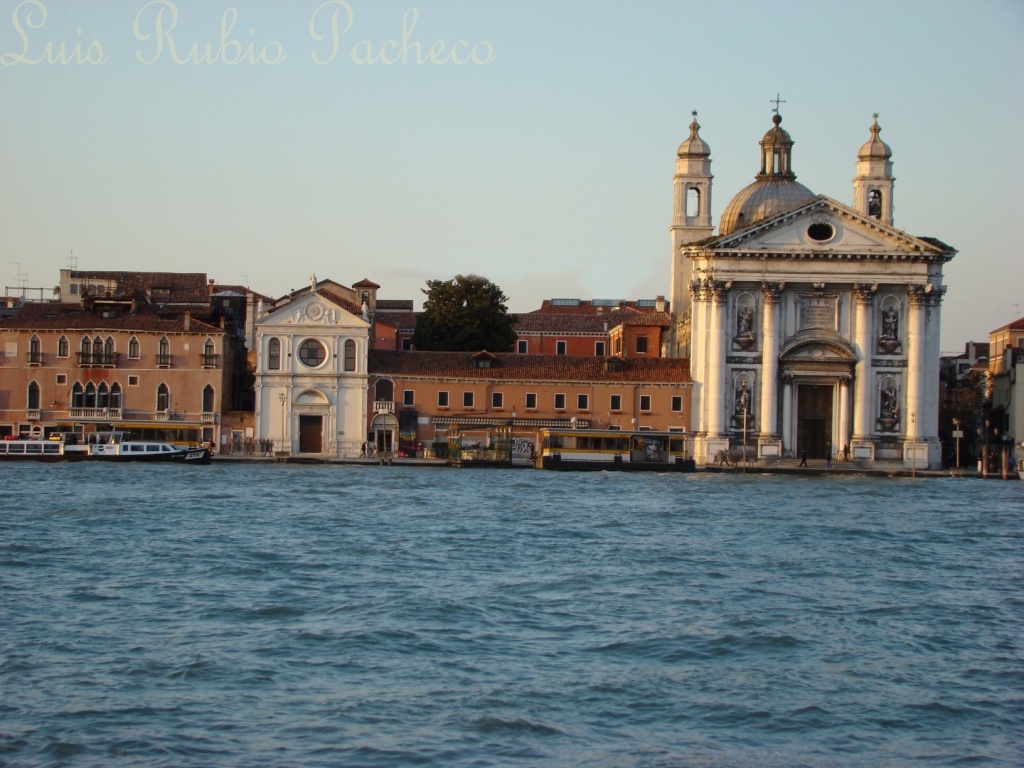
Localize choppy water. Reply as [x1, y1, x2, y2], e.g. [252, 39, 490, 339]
[1, 464, 1021, 767]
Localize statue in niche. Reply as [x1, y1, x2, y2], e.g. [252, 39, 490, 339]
[877, 384, 900, 431]
[878, 305, 902, 354]
[731, 379, 754, 430]
[734, 304, 756, 350]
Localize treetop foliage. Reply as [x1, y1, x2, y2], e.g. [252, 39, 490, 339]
[411, 274, 518, 352]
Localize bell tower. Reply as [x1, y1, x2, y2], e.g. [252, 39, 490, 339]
[669, 111, 713, 356]
[853, 114, 895, 225]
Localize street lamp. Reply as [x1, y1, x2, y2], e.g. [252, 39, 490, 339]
[508, 409, 517, 466]
[952, 418, 962, 475]
[278, 391, 287, 455]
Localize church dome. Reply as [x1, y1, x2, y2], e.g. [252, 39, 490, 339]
[677, 113, 711, 158]
[857, 114, 892, 160]
[718, 113, 815, 236]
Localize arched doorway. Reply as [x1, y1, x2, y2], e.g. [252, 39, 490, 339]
[370, 412, 398, 455]
[778, 334, 857, 460]
[294, 389, 330, 454]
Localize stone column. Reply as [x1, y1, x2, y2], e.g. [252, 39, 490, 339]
[759, 282, 782, 438]
[688, 279, 706, 436]
[837, 375, 851, 454]
[781, 373, 795, 455]
[906, 286, 928, 442]
[705, 281, 728, 438]
[852, 283, 876, 441]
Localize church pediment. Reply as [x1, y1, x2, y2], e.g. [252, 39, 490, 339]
[259, 292, 368, 329]
[710, 196, 950, 260]
[780, 331, 857, 363]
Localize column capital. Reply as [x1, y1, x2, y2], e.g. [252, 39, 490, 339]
[782, 373, 795, 384]
[761, 281, 784, 301]
[854, 282, 878, 302]
[907, 284, 935, 306]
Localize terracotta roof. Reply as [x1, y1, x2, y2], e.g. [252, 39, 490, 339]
[375, 299, 415, 311]
[0, 302, 223, 334]
[516, 307, 669, 333]
[369, 350, 691, 383]
[352, 278, 381, 289]
[315, 288, 363, 317]
[529, 299, 668, 314]
[72, 270, 209, 303]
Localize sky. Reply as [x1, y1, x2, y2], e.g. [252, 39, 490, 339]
[1, 0, 1022, 352]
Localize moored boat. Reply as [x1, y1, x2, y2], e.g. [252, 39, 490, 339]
[537, 428, 696, 472]
[0, 433, 210, 464]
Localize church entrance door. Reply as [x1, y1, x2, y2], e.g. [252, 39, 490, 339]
[299, 415, 323, 453]
[797, 384, 833, 460]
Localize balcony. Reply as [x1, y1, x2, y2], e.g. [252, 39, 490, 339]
[201, 412, 216, 423]
[201, 353, 219, 368]
[374, 401, 395, 413]
[26, 409, 41, 420]
[69, 407, 123, 420]
[27, 351, 43, 366]
[76, 352, 119, 368]
[156, 354, 172, 368]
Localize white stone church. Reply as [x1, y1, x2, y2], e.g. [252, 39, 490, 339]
[669, 110, 956, 468]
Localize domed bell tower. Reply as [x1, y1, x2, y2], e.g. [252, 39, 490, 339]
[853, 114, 895, 225]
[670, 111, 713, 355]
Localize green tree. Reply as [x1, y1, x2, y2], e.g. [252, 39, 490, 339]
[412, 274, 518, 352]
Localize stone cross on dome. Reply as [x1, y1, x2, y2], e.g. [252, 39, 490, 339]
[770, 93, 786, 115]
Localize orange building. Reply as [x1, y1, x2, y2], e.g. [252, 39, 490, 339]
[367, 350, 691, 457]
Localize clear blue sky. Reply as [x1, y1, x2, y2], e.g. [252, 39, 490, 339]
[2, 0, 1022, 351]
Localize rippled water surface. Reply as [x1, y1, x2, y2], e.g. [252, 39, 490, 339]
[1, 464, 1022, 767]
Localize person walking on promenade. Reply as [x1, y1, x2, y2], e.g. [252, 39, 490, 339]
[799, 449, 808, 467]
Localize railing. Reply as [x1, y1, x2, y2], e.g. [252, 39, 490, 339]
[26, 409, 41, 420]
[70, 407, 123, 420]
[156, 354, 172, 367]
[201, 412, 216, 423]
[27, 351, 42, 365]
[76, 352, 119, 368]
[374, 401, 395, 413]
[201, 354, 218, 368]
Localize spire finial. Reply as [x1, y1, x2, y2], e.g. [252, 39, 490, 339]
[692, 109, 698, 119]
[770, 93, 786, 115]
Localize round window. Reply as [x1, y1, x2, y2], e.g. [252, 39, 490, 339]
[298, 339, 327, 367]
[807, 222, 835, 242]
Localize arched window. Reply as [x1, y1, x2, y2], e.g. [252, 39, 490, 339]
[204, 338, 215, 365]
[92, 336, 103, 360]
[156, 383, 170, 413]
[686, 187, 700, 218]
[27, 381, 40, 410]
[29, 335, 41, 362]
[202, 384, 215, 413]
[104, 337, 114, 361]
[71, 382, 84, 408]
[868, 189, 882, 218]
[374, 379, 394, 402]
[84, 382, 97, 408]
[158, 337, 170, 366]
[344, 339, 357, 371]
[80, 336, 91, 360]
[58, 335, 69, 358]
[109, 382, 122, 409]
[267, 338, 281, 370]
[128, 336, 140, 359]
[97, 382, 109, 409]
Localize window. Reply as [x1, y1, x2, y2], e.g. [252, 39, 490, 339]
[595, 341, 606, 356]
[203, 339, 216, 365]
[375, 379, 394, 402]
[203, 384, 215, 413]
[492, 392, 504, 409]
[640, 395, 652, 411]
[128, 375, 140, 387]
[298, 339, 326, 367]
[28, 335, 41, 364]
[71, 382, 84, 408]
[517, 340, 528, 354]
[268, 338, 281, 370]
[27, 381, 40, 409]
[70, 283, 78, 295]
[92, 336, 102, 360]
[438, 391, 449, 407]
[156, 383, 170, 412]
[128, 336, 140, 359]
[577, 394, 589, 411]
[104, 336, 114, 361]
[58, 336, 69, 358]
[686, 187, 700, 217]
[110, 382, 122, 409]
[614, 337, 622, 355]
[556, 340, 567, 355]
[97, 382, 109, 408]
[636, 337, 648, 354]
[401, 338, 413, 351]
[525, 392, 537, 409]
[56, 373, 67, 385]
[868, 189, 882, 218]
[84, 382, 96, 408]
[403, 390, 415, 407]
[344, 339, 356, 371]
[610, 394, 622, 411]
[158, 337, 170, 367]
[80, 336, 90, 360]
[554, 393, 566, 410]
[463, 391, 474, 408]
[671, 396, 683, 412]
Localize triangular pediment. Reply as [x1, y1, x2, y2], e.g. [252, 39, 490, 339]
[258, 291, 368, 329]
[709, 196, 952, 260]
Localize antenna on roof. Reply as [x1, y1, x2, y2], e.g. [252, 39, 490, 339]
[67, 250, 77, 271]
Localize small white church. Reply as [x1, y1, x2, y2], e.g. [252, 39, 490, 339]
[669, 109, 956, 468]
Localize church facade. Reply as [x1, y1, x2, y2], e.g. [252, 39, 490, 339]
[669, 111, 956, 468]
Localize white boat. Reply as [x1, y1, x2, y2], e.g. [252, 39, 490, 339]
[0, 433, 210, 464]
[537, 428, 696, 472]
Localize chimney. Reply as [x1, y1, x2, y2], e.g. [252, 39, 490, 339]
[655, 295, 665, 312]
[184, 311, 191, 331]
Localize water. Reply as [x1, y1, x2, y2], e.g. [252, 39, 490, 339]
[1, 464, 1021, 767]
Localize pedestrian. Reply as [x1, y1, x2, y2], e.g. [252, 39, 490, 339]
[842, 443, 849, 462]
[799, 449, 808, 467]
[360, 441, 367, 458]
